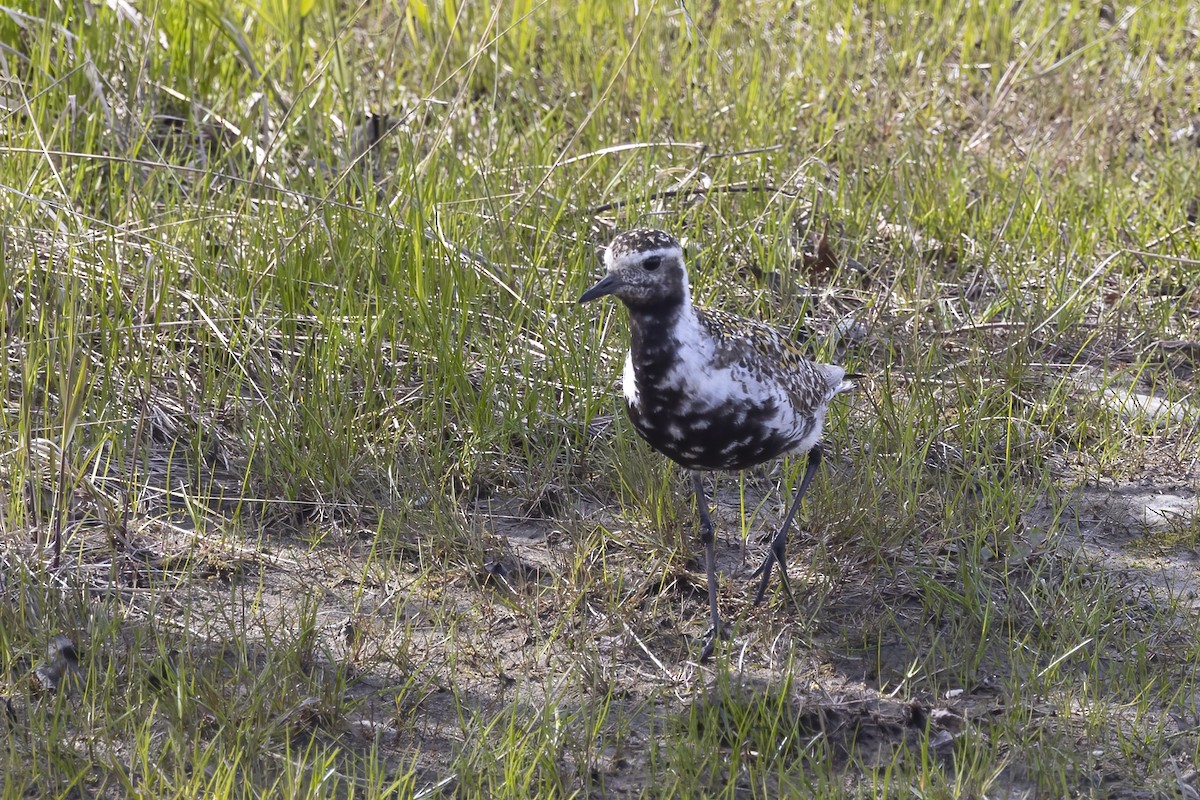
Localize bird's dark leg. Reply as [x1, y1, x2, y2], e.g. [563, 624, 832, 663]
[692, 472, 726, 660]
[752, 443, 823, 608]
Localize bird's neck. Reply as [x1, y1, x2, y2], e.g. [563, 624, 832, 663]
[627, 299, 697, 368]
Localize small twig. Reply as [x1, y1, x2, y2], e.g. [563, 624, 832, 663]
[556, 141, 707, 167]
[413, 774, 458, 800]
[52, 437, 66, 569]
[707, 144, 785, 159]
[585, 183, 801, 216]
[1118, 229, 1153, 273]
[932, 321, 1031, 335]
[1123, 249, 1200, 267]
[119, 364, 152, 559]
[1142, 221, 1194, 250]
[1037, 637, 1094, 679]
[1029, 250, 1123, 336]
[619, 616, 674, 681]
[0, 147, 385, 217]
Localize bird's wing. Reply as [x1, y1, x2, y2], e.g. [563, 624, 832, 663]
[695, 306, 849, 402]
[695, 306, 811, 371]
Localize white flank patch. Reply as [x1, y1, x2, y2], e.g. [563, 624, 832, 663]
[622, 350, 640, 408]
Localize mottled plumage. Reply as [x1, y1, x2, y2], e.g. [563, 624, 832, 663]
[580, 228, 854, 659]
[626, 303, 851, 471]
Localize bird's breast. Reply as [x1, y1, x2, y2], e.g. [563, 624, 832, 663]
[620, 307, 826, 470]
[624, 350, 813, 470]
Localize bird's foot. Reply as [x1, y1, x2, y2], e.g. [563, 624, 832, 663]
[750, 550, 800, 611]
[699, 621, 733, 662]
[750, 550, 776, 606]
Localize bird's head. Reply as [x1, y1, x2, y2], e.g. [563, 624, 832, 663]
[578, 229, 690, 311]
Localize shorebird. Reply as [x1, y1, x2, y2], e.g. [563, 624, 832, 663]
[579, 228, 854, 659]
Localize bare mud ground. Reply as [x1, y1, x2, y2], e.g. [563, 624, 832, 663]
[7, 428, 1197, 797]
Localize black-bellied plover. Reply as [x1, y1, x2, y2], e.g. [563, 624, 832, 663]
[579, 228, 855, 659]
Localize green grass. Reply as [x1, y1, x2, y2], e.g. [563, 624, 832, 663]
[3, 0, 1200, 796]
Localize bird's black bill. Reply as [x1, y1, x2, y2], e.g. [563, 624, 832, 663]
[578, 273, 622, 303]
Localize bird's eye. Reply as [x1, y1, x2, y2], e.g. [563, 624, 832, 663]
[643, 257, 662, 271]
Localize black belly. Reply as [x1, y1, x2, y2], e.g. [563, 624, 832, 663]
[626, 395, 800, 471]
